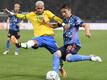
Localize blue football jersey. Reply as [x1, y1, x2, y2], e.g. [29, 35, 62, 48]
[9, 15, 22, 31]
[63, 15, 84, 47]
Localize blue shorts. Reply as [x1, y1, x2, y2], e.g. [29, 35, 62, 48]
[32, 36, 58, 54]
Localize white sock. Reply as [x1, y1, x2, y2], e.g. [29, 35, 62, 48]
[21, 40, 35, 48]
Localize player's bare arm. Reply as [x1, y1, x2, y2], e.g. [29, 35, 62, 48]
[82, 23, 91, 38]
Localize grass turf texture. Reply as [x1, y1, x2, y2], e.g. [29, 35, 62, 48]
[0, 30, 107, 80]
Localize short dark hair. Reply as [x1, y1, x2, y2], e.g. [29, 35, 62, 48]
[14, 2, 21, 6]
[60, 4, 71, 10]
[60, 4, 74, 14]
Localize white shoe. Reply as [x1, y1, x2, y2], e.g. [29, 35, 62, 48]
[58, 76, 60, 80]
[3, 50, 9, 55]
[90, 55, 102, 62]
[15, 52, 19, 55]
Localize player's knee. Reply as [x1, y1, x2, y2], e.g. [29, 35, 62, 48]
[66, 54, 72, 62]
[54, 50, 62, 58]
[32, 40, 38, 47]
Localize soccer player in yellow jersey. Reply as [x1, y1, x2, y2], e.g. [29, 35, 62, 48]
[4, 0, 62, 51]
[3, 0, 66, 78]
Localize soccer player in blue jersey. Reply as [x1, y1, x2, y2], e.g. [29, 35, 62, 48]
[3, 3, 22, 55]
[52, 4, 102, 77]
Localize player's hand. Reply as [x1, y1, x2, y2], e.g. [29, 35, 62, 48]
[64, 24, 70, 30]
[41, 15, 55, 28]
[63, 24, 70, 31]
[41, 15, 46, 23]
[3, 8, 15, 15]
[85, 32, 91, 38]
[3, 8, 8, 14]
[66, 45, 72, 51]
[82, 23, 91, 38]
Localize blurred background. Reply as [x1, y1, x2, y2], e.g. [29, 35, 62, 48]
[0, 0, 107, 22]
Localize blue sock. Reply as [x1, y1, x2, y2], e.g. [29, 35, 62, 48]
[66, 54, 91, 62]
[53, 51, 60, 73]
[16, 47, 19, 52]
[6, 40, 10, 50]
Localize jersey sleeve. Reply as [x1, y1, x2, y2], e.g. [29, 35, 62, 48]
[16, 12, 34, 21]
[53, 16, 62, 24]
[75, 16, 84, 27]
[16, 14, 26, 19]
[46, 10, 55, 19]
[46, 10, 62, 24]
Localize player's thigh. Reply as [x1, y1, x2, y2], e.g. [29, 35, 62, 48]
[32, 36, 44, 47]
[71, 45, 81, 54]
[7, 30, 13, 38]
[59, 46, 67, 61]
[45, 41, 58, 54]
[44, 37, 58, 54]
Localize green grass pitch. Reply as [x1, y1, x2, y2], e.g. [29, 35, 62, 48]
[0, 30, 107, 80]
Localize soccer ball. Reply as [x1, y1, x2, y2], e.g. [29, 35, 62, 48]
[46, 71, 60, 80]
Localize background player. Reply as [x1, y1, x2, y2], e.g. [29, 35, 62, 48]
[3, 3, 22, 55]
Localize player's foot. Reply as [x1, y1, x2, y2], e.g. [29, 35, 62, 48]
[11, 35, 18, 44]
[14, 51, 19, 55]
[59, 67, 67, 78]
[58, 76, 60, 80]
[3, 50, 9, 55]
[90, 55, 102, 62]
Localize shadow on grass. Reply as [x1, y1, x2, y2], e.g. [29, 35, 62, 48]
[61, 77, 87, 80]
[0, 74, 45, 80]
[0, 74, 89, 80]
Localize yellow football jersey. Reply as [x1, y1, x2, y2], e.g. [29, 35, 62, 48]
[16, 10, 62, 37]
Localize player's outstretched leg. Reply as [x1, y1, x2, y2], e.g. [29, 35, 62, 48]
[11, 35, 36, 49]
[66, 54, 102, 62]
